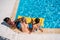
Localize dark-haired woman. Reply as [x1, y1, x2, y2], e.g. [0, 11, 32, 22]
[32, 18, 43, 32]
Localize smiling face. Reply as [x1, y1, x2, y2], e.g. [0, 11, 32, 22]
[7, 19, 12, 24]
[4, 17, 13, 25]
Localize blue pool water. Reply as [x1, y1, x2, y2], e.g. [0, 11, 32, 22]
[16, 0, 60, 28]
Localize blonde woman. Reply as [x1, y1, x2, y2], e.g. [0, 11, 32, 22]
[20, 17, 30, 33]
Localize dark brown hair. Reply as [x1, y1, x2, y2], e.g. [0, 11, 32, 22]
[35, 18, 40, 24]
[3, 17, 10, 22]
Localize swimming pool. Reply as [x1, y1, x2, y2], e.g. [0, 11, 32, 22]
[15, 0, 60, 28]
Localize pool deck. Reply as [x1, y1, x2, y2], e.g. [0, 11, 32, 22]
[10, 0, 19, 20]
[13, 28, 60, 34]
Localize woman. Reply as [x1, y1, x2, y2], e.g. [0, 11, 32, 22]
[32, 18, 43, 32]
[3, 17, 16, 29]
[3, 17, 22, 30]
[20, 17, 30, 33]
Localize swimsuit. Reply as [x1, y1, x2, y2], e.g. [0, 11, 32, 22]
[29, 23, 33, 29]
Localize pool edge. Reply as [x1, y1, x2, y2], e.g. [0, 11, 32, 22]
[10, 0, 20, 20]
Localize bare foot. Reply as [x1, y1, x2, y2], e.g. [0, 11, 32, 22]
[39, 29, 43, 32]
